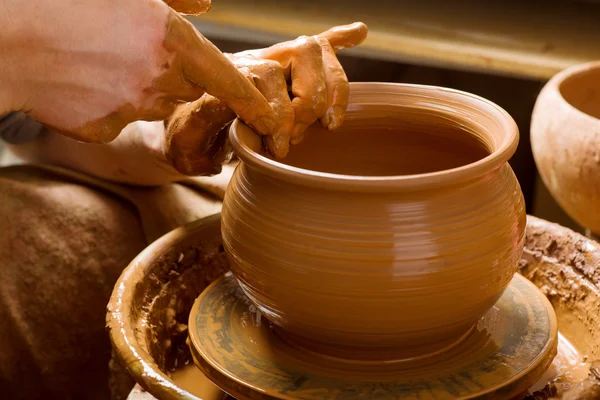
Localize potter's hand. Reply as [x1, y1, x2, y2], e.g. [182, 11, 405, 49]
[165, 22, 369, 171]
[233, 22, 369, 158]
[0, 0, 277, 143]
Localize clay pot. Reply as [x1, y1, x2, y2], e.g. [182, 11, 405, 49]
[221, 82, 526, 359]
[531, 61, 600, 235]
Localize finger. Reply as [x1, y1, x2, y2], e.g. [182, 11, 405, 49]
[255, 22, 368, 63]
[284, 36, 327, 141]
[165, 95, 236, 175]
[250, 60, 295, 158]
[159, 11, 279, 136]
[316, 22, 368, 52]
[316, 37, 349, 131]
[164, 0, 211, 15]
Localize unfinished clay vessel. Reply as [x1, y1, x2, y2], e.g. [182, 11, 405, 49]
[221, 82, 526, 359]
[531, 61, 600, 235]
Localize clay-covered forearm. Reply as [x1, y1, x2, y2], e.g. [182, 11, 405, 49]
[6, 120, 186, 186]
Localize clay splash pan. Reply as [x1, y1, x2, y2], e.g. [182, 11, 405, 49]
[108, 213, 600, 400]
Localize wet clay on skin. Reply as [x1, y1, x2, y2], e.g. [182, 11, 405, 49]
[163, 22, 368, 175]
[64, 7, 279, 144]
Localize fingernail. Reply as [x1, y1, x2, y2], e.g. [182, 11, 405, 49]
[320, 113, 333, 130]
[254, 115, 279, 136]
[292, 123, 308, 139]
[324, 106, 345, 131]
[274, 139, 290, 159]
[291, 134, 304, 145]
[265, 133, 290, 159]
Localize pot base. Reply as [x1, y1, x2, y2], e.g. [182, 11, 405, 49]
[273, 322, 476, 363]
[188, 273, 558, 400]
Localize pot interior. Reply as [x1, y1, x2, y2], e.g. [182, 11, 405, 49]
[559, 66, 600, 120]
[282, 104, 490, 176]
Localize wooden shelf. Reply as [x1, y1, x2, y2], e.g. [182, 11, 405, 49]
[189, 0, 600, 80]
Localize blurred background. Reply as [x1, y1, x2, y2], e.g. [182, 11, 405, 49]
[2, 0, 600, 232]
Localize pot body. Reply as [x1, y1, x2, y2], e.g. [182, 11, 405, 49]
[222, 83, 525, 358]
[531, 62, 600, 234]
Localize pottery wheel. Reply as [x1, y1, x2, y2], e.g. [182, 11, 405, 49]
[189, 273, 557, 400]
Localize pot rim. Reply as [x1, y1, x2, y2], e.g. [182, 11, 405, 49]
[548, 60, 600, 124]
[229, 82, 519, 191]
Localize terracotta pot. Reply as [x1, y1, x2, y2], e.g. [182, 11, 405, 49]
[221, 82, 526, 359]
[531, 61, 600, 235]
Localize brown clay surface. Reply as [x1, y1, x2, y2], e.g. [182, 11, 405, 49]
[107, 214, 230, 399]
[189, 272, 557, 400]
[170, 364, 224, 400]
[528, 333, 590, 398]
[531, 61, 600, 234]
[282, 120, 489, 176]
[222, 82, 525, 358]
[520, 216, 600, 399]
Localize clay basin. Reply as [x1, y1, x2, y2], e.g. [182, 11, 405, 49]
[221, 82, 526, 358]
[107, 215, 600, 400]
[531, 61, 600, 234]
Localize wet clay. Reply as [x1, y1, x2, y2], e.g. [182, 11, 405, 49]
[163, 22, 368, 175]
[170, 364, 224, 400]
[164, 0, 212, 15]
[165, 95, 236, 176]
[173, 339, 596, 400]
[111, 214, 600, 400]
[222, 82, 525, 358]
[520, 216, 600, 399]
[531, 61, 600, 234]
[4, 3, 362, 163]
[107, 215, 230, 399]
[529, 333, 590, 396]
[224, 22, 368, 158]
[188, 272, 557, 400]
[240, 22, 369, 149]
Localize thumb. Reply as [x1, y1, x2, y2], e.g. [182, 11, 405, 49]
[165, 95, 236, 176]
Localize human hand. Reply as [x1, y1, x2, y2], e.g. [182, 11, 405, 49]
[1, 0, 277, 143]
[228, 22, 368, 158]
[165, 22, 368, 173]
[3, 22, 368, 182]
